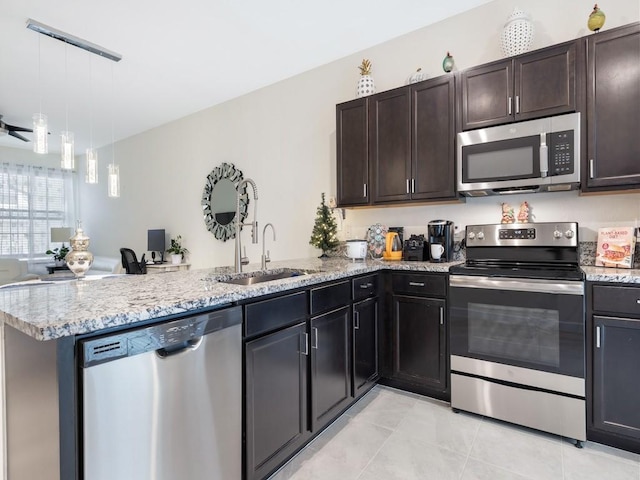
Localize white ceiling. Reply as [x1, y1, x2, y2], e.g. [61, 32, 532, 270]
[0, 0, 491, 154]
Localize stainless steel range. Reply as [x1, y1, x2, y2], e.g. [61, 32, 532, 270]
[449, 222, 586, 445]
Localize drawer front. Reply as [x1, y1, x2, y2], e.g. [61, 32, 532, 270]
[245, 291, 307, 338]
[392, 273, 446, 297]
[310, 281, 351, 316]
[353, 274, 378, 302]
[592, 285, 640, 316]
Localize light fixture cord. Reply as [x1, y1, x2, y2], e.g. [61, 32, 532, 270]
[89, 56, 93, 147]
[38, 35, 42, 114]
[111, 62, 115, 167]
[65, 42, 69, 132]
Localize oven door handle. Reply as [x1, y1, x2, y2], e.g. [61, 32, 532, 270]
[450, 275, 584, 295]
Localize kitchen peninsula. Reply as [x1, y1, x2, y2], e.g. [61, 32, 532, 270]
[2, 258, 640, 479]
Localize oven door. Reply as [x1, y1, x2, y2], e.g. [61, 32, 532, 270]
[449, 275, 584, 378]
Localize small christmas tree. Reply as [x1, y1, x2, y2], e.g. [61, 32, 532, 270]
[309, 193, 339, 257]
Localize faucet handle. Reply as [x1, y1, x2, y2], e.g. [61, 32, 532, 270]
[241, 246, 250, 266]
[265, 250, 271, 263]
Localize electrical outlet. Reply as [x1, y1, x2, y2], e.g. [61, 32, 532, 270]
[328, 196, 337, 209]
[344, 225, 352, 239]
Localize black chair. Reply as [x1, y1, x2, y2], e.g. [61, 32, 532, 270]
[120, 248, 147, 274]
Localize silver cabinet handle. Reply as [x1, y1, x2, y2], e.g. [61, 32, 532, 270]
[359, 283, 372, 289]
[406, 179, 410, 194]
[515, 95, 520, 114]
[508, 96, 512, 115]
[589, 159, 595, 179]
[439, 306, 444, 325]
[411, 178, 415, 193]
[363, 183, 367, 198]
[301, 332, 309, 356]
[409, 282, 425, 287]
[636, 299, 640, 304]
[312, 327, 318, 349]
[596, 326, 601, 349]
[354, 311, 360, 330]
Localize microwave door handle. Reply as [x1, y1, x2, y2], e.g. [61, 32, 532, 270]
[540, 133, 548, 178]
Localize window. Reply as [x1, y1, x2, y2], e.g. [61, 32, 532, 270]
[0, 163, 76, 257]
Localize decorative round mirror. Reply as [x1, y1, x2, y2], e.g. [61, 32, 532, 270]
[202, 163, 248, 241]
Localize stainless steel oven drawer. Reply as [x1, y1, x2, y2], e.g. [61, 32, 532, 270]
[451, 373, 586, 441]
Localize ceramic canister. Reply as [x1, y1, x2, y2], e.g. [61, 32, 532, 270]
[346, 240, 368, 260]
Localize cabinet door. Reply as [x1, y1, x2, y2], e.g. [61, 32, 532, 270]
[392, 295, 447, 390]
[585, 23, 640, 190]
[369, 87, 412, 203]
[245, 323, 309, 480]
[336, 98, 370, 206]
[353, 297, 379, 398]
[460, 59, 512, 130]
[411, 76, 456, 200]
[514, 41, 578, 121]
[593, 315, 640, 441]
[310, 306, 352, 431]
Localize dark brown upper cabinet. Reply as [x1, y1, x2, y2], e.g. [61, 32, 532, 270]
[336, 98, 369, 207]
[459, 40, 580, 130]
[369, 75, 456, 204]
[583, 22, 640, 192]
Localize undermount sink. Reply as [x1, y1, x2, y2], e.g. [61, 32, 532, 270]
[217, 268, 318, 286]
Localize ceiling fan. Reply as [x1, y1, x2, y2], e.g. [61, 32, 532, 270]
[0, 115, 32, 142]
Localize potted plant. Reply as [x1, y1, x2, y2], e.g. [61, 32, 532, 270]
[46, 245, 70, 266]
[166, 235, 189, 265]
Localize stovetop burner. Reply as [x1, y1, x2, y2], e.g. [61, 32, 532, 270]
[451, 222, 583, 280]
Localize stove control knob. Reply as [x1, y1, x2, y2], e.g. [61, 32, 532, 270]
[553, 230, 563, 239]
[565, 230, 575, 239]
[477, 232, 485, 240]
[468, 232, 476, 240]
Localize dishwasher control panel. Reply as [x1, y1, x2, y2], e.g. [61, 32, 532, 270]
[81, 306, 241, 367]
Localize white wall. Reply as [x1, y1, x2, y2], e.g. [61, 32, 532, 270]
[77, 0, 640, 267]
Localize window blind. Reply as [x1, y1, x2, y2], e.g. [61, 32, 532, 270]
[0, 163, 76, 257]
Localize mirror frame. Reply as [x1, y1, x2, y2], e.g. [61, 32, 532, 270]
[201, 162, 248, 242]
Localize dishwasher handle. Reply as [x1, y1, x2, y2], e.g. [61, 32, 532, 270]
[156, 337, 203, 358]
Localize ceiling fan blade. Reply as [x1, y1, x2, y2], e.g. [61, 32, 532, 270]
[6, 123, 33, 133]
[8, 131, 29, 142]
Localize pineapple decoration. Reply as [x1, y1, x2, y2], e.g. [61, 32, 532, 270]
[588, 4, 606, 32]
[356, 59, 376, 98]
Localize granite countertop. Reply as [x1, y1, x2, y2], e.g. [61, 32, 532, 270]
[0, 257, 459, 341]
[581, 266, 640, 284]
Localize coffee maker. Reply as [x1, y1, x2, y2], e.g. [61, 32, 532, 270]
[427, 220, 454, 262]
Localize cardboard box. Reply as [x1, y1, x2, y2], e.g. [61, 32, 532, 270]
[595, 227, 637, 268]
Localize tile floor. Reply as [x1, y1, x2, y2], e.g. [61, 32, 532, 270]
[268, 385, 640, 480]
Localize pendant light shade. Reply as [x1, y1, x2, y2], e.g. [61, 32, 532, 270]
[85, 147, 98, 183]
[107, 163, 120, 198]
[32, 113, 48, 154]
[60, 131, 75, 169]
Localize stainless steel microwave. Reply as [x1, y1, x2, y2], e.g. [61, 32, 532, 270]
[457, 112, 580, 196]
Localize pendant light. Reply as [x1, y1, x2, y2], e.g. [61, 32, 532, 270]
[33, 36, 48, 154]
[107, 63, 120, 198]
[61, 42, 75, 170]
[85, 56, 98, 184]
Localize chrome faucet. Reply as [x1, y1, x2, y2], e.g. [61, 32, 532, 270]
[234, 178, 259, 273]
[261, 223, 276, 269]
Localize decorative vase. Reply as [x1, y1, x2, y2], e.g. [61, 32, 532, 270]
[442, 52, 455, 73]
[500, 8, 534, 57]
[65, 225, 94, 278]
[170, 253, 182, 265]
[406, 68, 428, 85]
[588, 4, 606, 32]
[356, 59, 375, 98]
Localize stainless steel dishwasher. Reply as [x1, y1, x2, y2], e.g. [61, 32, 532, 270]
[80, 306, 242, 480]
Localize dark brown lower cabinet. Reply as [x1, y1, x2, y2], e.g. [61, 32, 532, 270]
[353, 296, 379, 398]
[591, 315, 640, 452]
[310, 306, 352, 432]
[389, 294, 447, 397]
[245, 323, 309, 480]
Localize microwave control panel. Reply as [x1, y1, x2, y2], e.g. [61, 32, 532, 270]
[548, 130, 574, 176]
